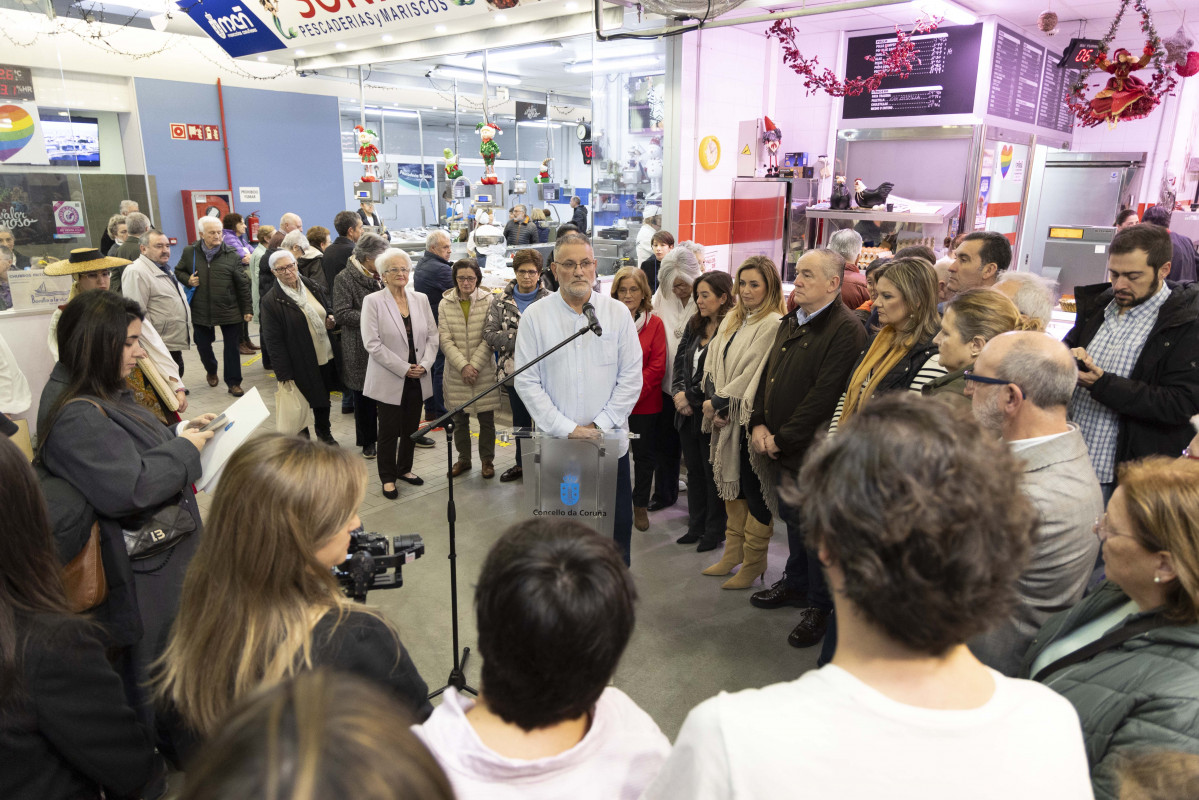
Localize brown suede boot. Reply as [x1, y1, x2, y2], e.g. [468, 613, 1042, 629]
[722, 513, 774, 589]
[702, 499, 750, 576]
[634, 507, 649, 531]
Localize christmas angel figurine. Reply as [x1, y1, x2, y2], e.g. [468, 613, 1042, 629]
[355, 125, 380, 182]
[477, 121, 502, 185]
[1089, 47, 1155, 125]
[443, 148, 463, 180]
[534, 157, 553, 184]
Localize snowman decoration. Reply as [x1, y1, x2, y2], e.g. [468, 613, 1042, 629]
[355, 125, 380, 182]
[477, 121, 502, 185]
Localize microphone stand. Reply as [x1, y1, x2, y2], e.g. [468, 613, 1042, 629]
[415, 314, 601, 699]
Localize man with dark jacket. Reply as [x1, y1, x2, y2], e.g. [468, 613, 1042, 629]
[1142, 204, 1197, 284]
[1065, 223, 1199, 497]
[503, 204, 537, 246]
[569, 195, 588, 234]
[110, 211, 151, 294]
[747, 249, 867, 649]
[175, 216, 252, 396]
[324, 211, 362, 293]
[414, 229, 454, 420]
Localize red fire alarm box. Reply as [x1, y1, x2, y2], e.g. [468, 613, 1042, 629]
[181, 190, 235, 243]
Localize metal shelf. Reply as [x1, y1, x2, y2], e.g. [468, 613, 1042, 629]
[806, 205, 958, 225]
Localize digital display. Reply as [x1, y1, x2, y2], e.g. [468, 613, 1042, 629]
[580, 141, 594, 166]
[0, 64, 35, 101]
[1057, 38, 1103, 68]
[39, 114, 101, 167]
[1049, 227, 1084, 239]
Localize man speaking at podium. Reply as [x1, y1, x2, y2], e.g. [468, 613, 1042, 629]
[515, 233, 642, 564]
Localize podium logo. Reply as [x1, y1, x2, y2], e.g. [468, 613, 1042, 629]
[560, 473, 580, 507]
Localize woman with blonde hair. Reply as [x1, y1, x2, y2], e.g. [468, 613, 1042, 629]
[1023, 457, 1199, 799]
[155, 434, 431, 767]
[829, 256, 946, 430]
[612, 266, 666, 531]
[701, 256, 785, 589]
[925, 288, 1021, 408]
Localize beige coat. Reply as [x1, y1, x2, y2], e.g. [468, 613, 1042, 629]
[438, 286, 501, 413]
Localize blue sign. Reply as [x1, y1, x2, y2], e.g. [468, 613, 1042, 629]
[180, 0, 287, 58]
[559, 473, 580, 507]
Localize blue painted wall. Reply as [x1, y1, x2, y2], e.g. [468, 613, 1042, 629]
[134, 78, 344, 247]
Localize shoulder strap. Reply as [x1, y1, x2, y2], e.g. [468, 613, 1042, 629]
[1031, 613, 1170, 683]
[35, 396, 109, 466]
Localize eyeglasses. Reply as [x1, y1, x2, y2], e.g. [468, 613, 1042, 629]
[556, 259, 596, 272]
[515, 269, 540, 277]
[1183, 445, 1199, 461]
[456, 275, 478, 282]
[1093, 514, 1139, 544]
[271, 264, 298, 273]
[962, 369, 1022, 394]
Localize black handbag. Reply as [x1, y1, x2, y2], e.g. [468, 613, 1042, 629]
[122, 495, 196, 561]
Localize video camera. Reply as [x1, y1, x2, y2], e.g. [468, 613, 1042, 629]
[333, 528, 425, 603]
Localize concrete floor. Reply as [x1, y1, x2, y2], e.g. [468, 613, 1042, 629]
[186, 327, 818, 739]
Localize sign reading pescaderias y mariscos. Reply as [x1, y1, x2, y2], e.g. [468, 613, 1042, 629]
[181, 0, 550, 59]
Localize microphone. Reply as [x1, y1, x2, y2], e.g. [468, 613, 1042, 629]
[581, 302, 603, 336]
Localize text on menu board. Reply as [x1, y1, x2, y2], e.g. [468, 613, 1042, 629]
[987, 25, 1076, 134]
[0, 65, 35, 101]
[841, 24, 984, 120]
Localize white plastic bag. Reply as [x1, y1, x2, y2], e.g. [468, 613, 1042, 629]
[275, 381, 311, 436]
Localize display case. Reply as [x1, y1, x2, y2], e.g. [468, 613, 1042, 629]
[805, 204, 960, 252]
[730, 178, 819, 281]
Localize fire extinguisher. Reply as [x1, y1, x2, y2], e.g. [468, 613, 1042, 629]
[246, 211, 260, 243]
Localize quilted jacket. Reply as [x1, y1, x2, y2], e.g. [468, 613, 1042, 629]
[1020, 581, 1199, 799]
[481, 279, 550, 385]
[437, 286, 500, 413]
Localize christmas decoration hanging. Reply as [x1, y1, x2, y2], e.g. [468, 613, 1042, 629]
[534, 157, 553, 184]
[443, 148, 462, 180]
[1162, 24, 1193, 65]
[1180, 52, 1199, 78]
[355, 125, 380, 182]
[476, 121, 502, 185]
[1038, 11, 1060, 35]
[1065, 0, 1186, 128]
[765, 16, 941, 98]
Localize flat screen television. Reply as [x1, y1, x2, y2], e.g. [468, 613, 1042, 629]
[39, 114, 101, 167]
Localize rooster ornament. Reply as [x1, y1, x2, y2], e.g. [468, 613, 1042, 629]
[854, 179, 894, 210]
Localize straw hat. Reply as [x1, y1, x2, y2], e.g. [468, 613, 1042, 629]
[45, 248, 131, 276]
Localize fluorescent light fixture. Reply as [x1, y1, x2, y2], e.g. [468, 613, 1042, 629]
[57, 111, 69, 116]
[517, 120, 564, 128]
[565, 1, 578, 9]
[564, 55, 661, 73]
[335, 42, 347, 50]
[381, 33, 393, 42]
[494, 13, 507, 21]
[913, 0, 977, 25]
[295, 49, 306, 56]
[256, 55, 268, 62]
[462, 42, 562, 63]
[349, 106, 420, 119]
[100, 0, 173, 13]
[435, 24, 447, 33]
[429, 65, 522, 86]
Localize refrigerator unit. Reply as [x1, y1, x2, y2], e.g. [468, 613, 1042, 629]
[730, 178, 819, 280]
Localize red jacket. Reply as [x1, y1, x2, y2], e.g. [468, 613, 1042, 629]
[633, 312, 666, 415]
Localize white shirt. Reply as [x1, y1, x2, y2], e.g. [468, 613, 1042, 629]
[642, 665, 1094, 800]
[514, 290, 642, 457]
[0, 331, 31, 414]
[415, 687, 670, 800]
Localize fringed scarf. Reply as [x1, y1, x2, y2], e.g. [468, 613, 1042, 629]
[703, 311, 781, 501]
[839, 326, 906, 422]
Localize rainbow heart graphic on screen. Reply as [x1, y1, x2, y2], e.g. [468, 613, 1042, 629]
[999, 145, 1014, 178]
[0, 105, 36, 163]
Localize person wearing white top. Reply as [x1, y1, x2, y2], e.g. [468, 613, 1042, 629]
[415, 519, 669, 800]
[643, 393, 1093, 800]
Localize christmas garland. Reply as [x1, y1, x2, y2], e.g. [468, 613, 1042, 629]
[1065, 0, 1178, 127]
[765, 17, 941, 98]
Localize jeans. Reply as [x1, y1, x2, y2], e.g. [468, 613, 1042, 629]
[679, 413, 726, 540]
[425, 350, 447, 419]
[377, 379, 423, 483]
[778, 484, 832, 612]
[453, 410, 496, 464]
[629, 412, 658, 507]
[651, 394, 681, 506]
[614, 453, 633, 566]
[193, 323, 243, 387]
[354, 390, 378, 448]
[507, 385, 532, 466]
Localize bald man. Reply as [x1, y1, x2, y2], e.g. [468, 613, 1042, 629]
[965, 331, 1102, 675]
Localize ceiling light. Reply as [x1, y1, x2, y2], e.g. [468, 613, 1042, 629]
[256, 55, 268, 62]
[435, 24, 447, 33]
[335, 42, 347, 50]
[429, 65, 522, 86]
[517, 120, 564, 128]
[913, 0, 977, 25]
[381, 33, 393, 42]
[565, 55, 661, 73]
[361, 106, 420, 119]
[98, 0, 172, 14]
[462, 42, 563, 63]
[493, 13, 507, 21]
[565, 0, 578, 8]
[57, 111, 69, 116]
[295, 49, 306, 56]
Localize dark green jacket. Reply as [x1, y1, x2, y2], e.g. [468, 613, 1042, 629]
[1021, 581, 1199, 799]
[174, 241, 251, 327]
[920, 365, 970, 411]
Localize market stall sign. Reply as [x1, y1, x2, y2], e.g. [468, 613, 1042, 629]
[170, 123, 222, 142]
[180, 0, 558, 59]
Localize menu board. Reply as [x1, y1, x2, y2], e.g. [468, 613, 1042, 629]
[842, 24, 983, 120]
[1037, 58, 1079, 133]
[988, 27, 1045, 125]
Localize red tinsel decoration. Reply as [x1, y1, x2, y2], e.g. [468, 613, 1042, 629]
[1065, 0, 1179, 127]
[766, 17, 941, 98]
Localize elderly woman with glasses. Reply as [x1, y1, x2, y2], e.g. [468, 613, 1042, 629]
[439, 258, 499, 479]
[1021, 457, 1199, 800]
[361, 250, 438, 499]
[260, 249, 338, 444]
[333, 232, 391, 460]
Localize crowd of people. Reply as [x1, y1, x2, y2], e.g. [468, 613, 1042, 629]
[2, 198, 1199, 800]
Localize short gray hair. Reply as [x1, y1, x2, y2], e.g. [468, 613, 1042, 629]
[106, 213, 126, 238]
[995, 335, 1076, 410]
[281, 230, 307, 253]
[279, 212, 302, 231]
[139, 228, 166, 247]
[268, 249, 296, 270]
[118, 199, 139, 214]
[828, 229, 863, 265]
[553, 232, 592, 263]
[809, 248, 846, 283]
[125, 212, 151, 237]
[353, 232, 390, 263]
[198, 216, 222, 233]
[995, 272, 1056, 331]
[377, 248, 412, 274]
[426, 229, 450, 250]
